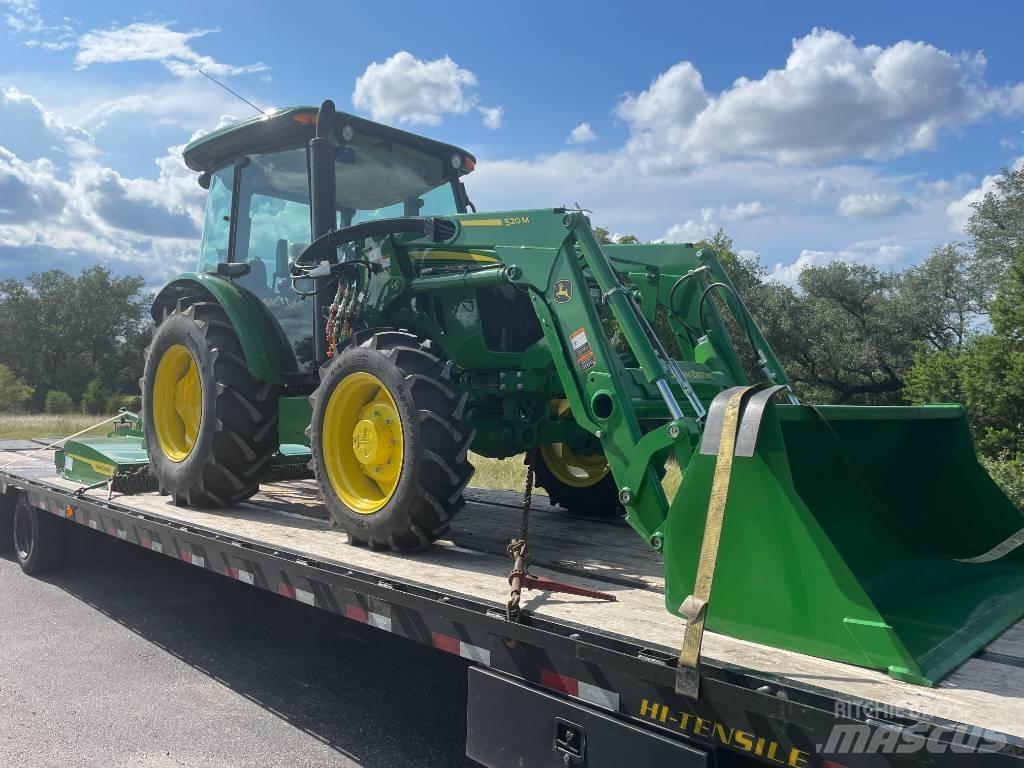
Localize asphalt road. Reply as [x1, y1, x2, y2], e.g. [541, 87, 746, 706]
[0, 527, 477, 768]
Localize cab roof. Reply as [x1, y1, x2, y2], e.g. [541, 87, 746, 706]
[182, 105, 476, 175]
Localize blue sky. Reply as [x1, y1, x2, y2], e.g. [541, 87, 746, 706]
[1, 0, 1023, 285]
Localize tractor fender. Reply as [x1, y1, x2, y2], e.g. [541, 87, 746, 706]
[151, 273, 289, 385]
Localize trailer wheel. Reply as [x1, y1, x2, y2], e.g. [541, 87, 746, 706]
[142, 301, 280, 506]
[0, 491, 15, 553]
[13, 495, 66, 575]
[309, 331, 475, 551]
[534, 444, 622, 518]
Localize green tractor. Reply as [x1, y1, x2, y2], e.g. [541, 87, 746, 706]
[94, 100, 1024, 687]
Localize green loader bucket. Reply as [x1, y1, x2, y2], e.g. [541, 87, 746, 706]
[664, 401, 1024, 685]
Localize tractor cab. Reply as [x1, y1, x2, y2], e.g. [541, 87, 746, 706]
[182, 105, 476, 373]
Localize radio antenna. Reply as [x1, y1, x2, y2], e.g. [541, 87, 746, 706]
[197, 69, 267, 116]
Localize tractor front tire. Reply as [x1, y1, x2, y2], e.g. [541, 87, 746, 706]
[534, 444, 622, 519]
[142, 301, 279, 507]
[309, 331, 474, 551]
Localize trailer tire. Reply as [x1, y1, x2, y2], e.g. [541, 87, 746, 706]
[142, 301, 279, 507]
[534, 445, 622, 519]
[309, 331, 475, 551]
[0, 491, 15, 553]
[13, 495, 66, 575]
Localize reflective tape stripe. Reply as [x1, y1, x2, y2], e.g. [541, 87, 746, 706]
[344, 604, 368, 622]
[180, 551, 205, 568]
[540, 669, 618, 711]
[431, 632, 491, 666]
[344, 603, 389, 629]
[577, 681, 620, 711]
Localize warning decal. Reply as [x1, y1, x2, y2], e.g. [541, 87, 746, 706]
[569, 327, 597, 372]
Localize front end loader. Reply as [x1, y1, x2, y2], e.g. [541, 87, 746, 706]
[65, 99, 1022, 689]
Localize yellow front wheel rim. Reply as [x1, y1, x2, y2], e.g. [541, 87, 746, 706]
[322, 371, 404, 514]
[539, 443, 610, 488]
[152, 344, 203, 462]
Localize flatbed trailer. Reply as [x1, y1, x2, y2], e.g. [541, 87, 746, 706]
[2, 442, 1023, 768]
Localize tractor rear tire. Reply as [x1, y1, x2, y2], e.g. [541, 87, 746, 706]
[309, 331, 475, 551]
[533, 445, 622, 519]
[142, 301, 279, 507]
[13, 495, 66, 575]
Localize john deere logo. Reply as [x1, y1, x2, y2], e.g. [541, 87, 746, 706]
[554, 280, 573, 303]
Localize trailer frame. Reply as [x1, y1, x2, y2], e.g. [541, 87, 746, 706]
[2, 455, 1022, 768]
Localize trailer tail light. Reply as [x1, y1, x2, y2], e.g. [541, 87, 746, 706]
[64, 505, 75, 519]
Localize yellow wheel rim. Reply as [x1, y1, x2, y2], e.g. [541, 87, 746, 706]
[539, 443, 610, 489]
[322, 371, 404, 514]
[152, 344, 202, 462]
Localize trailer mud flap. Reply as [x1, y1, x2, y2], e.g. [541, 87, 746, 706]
[664, 394, 1024, 687]
[467, 667, 708, 768]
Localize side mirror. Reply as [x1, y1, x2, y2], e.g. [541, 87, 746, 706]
[198, 171, 211, 190]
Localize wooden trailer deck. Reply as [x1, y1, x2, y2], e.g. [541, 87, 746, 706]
[2, 447, 1023, 742]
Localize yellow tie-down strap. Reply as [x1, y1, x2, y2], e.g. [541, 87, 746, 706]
[675, 385, 758, 698]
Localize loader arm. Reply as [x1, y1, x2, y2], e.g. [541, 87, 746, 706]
[374, 208, 774, 548]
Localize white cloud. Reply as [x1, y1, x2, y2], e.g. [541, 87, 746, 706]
[568, 123, 597, 144]
[617, 29, 1022, 168]
[662, 201, 768, 242]
[75, 22, 268, 79]
[663, 209, 718, 243]
[768, 239, 910, 284]
[0, 87, 96, 169]
[352, 52, 481, 126]
[79, 81, 249, 133]
[0, 148, 66, 222]
[478, 105, 503, 130]
[2, 0, 43, 34]
[946, 156, 1024, 232]
[0, 88, 209, 281]
[838, 192, 913, 218]
[718, 201, 769, 221]
[1, 0, 75, 48]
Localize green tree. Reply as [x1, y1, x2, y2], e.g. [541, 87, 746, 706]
[0, 365, 33, 412]
[779, 263, 919, 403]
[593, 226, 641, 246]
[80, 378, 113, 415]
[966, 164, 1024, 300]
[44, 390, 75, 414]
[0, 266, 149, 408]
[907, 255, 1024, 458]
[906, 165, 1024, 458]
[901, 244, 992, 352]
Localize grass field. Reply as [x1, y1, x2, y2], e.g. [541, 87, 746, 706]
[0, 413, 120, 441]
[469, 452, 683, 499]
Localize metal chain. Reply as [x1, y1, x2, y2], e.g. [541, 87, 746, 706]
[506, 450, 535, 622]
[72, 463, 153, 499]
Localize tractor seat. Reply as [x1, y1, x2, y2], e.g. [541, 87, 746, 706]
[239, 257, 272, 298]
